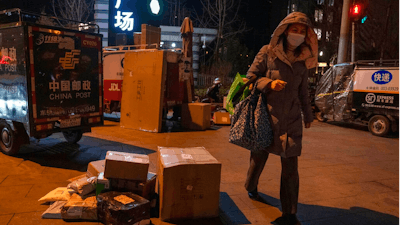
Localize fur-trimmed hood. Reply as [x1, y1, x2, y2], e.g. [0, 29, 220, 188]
[269, 12, 318, 69]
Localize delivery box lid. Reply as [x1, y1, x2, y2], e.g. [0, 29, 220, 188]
[104, 151, 150, 181]
[106, 151, 150, 164]
[158, 147, 220, 168]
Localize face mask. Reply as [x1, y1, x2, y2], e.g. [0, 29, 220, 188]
[287, 32, 305, 47]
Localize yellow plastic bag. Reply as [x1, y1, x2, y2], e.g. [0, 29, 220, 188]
[38, 187, 76, 204]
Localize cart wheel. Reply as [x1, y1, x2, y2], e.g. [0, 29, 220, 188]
[315, 111, 327, 122]
[0, 121, 22, 155]
[368, 115, 390, 137]
[62, 130, 83, 143]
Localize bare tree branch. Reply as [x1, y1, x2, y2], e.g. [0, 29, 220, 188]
[194, 0, 248, 63]
[51, 0, 94, 27]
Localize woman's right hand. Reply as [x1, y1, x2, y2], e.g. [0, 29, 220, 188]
[269, 80, 287, 91]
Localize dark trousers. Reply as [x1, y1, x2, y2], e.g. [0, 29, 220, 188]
[245, 151, 299, 215]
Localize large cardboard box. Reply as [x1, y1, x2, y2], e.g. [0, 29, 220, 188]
[157, 147, 221, 221]
[120, 50, 167, 133]
[213, 111, 231, 125]
[104, 151, 149, 181]
[86, 160, 105, 177]
[181, 103, 211, 130]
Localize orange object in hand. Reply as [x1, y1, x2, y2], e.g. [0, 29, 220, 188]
[270, 80, 287, 91]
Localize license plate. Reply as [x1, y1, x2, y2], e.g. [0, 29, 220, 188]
[60, 118, 81, 128]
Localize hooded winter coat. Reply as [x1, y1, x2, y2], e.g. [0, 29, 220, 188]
[246, 12, 318, 158]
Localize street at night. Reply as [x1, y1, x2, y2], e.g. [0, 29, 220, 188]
[0, 0, 399, 224]
[0, 119, 398, 224]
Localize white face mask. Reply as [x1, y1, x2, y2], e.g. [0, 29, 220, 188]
[287, 32, 305, 47]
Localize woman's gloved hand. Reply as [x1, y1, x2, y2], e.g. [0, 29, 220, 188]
[269, 80, 287, 91]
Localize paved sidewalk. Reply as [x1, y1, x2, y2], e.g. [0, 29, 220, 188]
[0, 120, 398, 225]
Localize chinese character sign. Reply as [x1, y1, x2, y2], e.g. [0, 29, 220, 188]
[115, 11, 134, 31]
[114, 0, 134, 31]
[108, 0, 165, 45]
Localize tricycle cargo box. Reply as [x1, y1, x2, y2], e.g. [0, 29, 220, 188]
[0, 9, 103, 155]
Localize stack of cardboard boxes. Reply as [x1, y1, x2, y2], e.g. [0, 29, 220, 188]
[40, 147, 221, 223]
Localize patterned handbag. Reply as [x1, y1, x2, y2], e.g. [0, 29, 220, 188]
[229, 86, 273, 152]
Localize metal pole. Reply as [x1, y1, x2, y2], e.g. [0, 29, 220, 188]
[338, 0, 351, 63]
[351, 22, 355, 62]
[380, 1, 392, 62]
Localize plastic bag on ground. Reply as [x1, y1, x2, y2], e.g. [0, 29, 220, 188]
[61, 193, 98, 221]
[38, 187, 76, 204]
[67, 176, 97, 196]
[41, 201, 67, 219]
[97, 191, 150, 225]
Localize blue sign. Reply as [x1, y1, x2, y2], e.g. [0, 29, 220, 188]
[372, 70, 392, 85]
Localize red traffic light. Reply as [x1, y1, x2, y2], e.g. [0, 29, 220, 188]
[351, 5, 361, 15]
[349, 4, 363, 21]
[353, 5, 360, 14]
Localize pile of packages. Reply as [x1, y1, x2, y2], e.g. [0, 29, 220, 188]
[39, 147, 222, 224]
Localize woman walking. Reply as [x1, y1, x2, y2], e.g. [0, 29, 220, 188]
[244, 12, 318, 225]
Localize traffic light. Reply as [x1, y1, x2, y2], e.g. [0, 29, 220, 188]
[361, 15, 367, 23]
[349, 0, 368, 22]
[349, 4, 363, 21]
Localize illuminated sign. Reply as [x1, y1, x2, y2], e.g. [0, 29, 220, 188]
[150, 0, 160, 14]
[114, 0, 134, 31]
[109, 0, 165, 45]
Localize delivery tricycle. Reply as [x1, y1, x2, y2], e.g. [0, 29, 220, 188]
[0, 9, 104, 155]
[314, 60, 399, 137]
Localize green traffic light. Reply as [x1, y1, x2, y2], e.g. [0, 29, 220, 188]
[361, 15, 367, 23]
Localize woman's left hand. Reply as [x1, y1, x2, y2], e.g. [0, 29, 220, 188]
[304, 122, 311, 128]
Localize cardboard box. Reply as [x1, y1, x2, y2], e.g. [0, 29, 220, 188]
[213, 111, 231, 125]
[134, 32, 141, 46]
[140, 24, 161, 49]
[181, 103, 211, 130]
[86, 160, 105, 177]
[120, 50, 167, 133]
[109, 172, 157, 199]
[157, 147, 221, 221]
[104, 151, 149, 181]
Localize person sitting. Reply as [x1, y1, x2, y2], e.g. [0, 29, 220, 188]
[206, 78, 222, 103]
